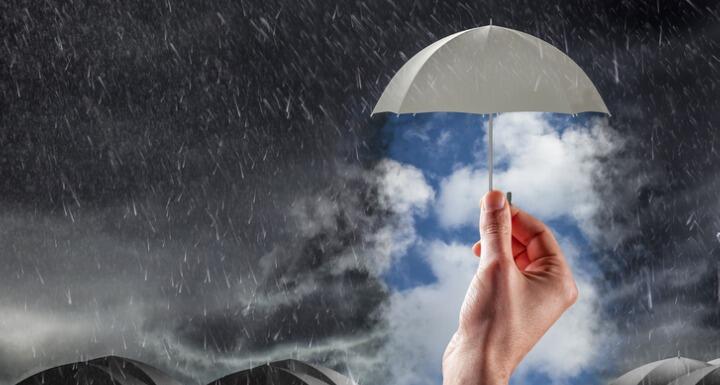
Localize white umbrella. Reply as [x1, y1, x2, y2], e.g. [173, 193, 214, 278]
[372, 25, 610, 195]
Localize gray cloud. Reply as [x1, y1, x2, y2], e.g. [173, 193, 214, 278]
[1, 2, 399, 383]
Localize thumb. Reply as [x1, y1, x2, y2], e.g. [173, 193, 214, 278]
[479, 190, 512, 261]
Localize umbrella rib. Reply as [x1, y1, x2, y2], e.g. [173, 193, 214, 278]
[542, 39, 578, 114]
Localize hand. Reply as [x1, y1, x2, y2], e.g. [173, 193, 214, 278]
[441, 190, 578, 385]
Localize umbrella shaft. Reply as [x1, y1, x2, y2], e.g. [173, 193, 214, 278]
[488, 114, 493, 192]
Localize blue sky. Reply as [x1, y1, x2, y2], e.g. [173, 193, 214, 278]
[378, 112, 610, 385]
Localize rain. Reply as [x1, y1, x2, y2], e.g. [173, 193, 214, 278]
[1, 1, 720, 385]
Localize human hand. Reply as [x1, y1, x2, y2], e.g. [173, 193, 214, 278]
[442, 190, 578, 385]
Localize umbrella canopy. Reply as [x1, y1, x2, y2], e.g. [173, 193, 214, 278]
[208, 359, 356, 385]
[15, 355, 182, 385]
[17, 357, 356, 385]
[371, 25, 609, 193]
[610, 357, 711, 385]
[372, 25, 609, 116]
[667, 365, 720, 385]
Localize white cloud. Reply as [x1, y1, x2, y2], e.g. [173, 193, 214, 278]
[383, 240, 476, 385]
[434, 167, 481, 228]
[435, 112, 619, 238]
[368, 159, 435, 273]
[376, 159, 434, 216]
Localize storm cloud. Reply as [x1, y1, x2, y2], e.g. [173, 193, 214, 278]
[2, 1, 720, 384]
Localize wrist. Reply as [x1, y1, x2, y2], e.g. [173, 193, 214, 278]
[443, 330, 511, 385]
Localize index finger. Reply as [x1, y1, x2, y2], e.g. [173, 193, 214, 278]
[510, 205, 562, 261]
[510, 205, 544, 245]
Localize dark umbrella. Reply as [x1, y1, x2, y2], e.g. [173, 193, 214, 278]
[610, 356, 713, 385]
[208, 359, 356, 385]
[15, 355, 182, 385]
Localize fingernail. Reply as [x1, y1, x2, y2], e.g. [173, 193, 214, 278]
[483, 190, 506, 211]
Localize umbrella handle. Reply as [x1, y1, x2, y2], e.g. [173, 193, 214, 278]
[488, 114, 493, 192]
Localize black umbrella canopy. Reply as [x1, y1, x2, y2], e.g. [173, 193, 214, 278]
[15, 356, 182, 385]
[14, 356, 355, 385]
[610, 357, 720, 385]
[208, 359, 356, 385]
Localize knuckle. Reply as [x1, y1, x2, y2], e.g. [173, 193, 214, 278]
[477, 256, 503, 274]
[480, 220, 510, 236]
[494, 255, 517, 271]
[475, 257, 514, 287]
[559, 275, 579, 306]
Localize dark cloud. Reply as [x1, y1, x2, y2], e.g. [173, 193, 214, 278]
[2, 0, 720, 383]
[583, 3, 720, 376]
[1, 1, 394, 383]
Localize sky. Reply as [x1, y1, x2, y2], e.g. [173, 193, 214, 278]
[1, 1, 720, 385]
[377, 111, 617, 385]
